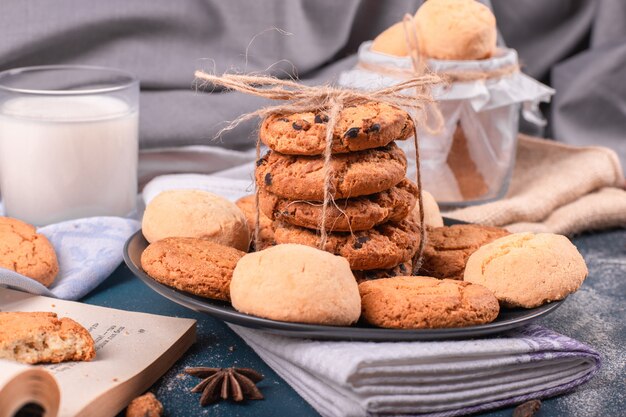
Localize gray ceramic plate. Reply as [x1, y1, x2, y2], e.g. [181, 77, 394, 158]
[123, 219, 564, 341]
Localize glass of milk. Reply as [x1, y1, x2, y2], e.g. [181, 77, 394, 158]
[0, 66, 139, 225]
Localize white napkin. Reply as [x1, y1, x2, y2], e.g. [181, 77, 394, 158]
[0, 217, 139, 300]
[230, 325, 599, 417]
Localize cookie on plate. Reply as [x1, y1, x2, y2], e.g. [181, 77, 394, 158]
[230, 244, 361, 326]
[352, 260, 412, 283]
[410, 189, 444, 228]
[464, 233, 588, 308]
[259, 179, 418, 232]
[418, 224, 510, 280]
[141, 237, 245, 301]
[0, 216, 58, 287]
[142, 189, 249, 251]
[235, 195, 275, 251]
[260, 102, 414, 155]
[0, 312, 96, 364]
[273, 217, 421, 271]
[359, 276, 499, 329]
[255, 143, 407, 200]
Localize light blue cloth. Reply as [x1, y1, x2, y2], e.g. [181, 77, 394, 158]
[0, 217, 139, 300]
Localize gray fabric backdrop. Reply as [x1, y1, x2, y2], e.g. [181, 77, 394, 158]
[1, 0, 624, 167]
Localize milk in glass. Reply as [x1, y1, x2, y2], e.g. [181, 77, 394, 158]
[0, 95, 138, 225]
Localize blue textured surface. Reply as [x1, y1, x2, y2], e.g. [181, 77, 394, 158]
[82, 228, 626, 417]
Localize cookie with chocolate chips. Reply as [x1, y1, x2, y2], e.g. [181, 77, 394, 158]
[255, 143, 407, 200]
[258, 179, 418, 232]
[260, 101, 414, 155]
[273, 217, 421, 271]
[352, 260, 413, 283]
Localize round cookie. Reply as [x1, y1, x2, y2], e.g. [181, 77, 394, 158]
[259, 179, 418, 232]
[0, 216, 58, 287]
[410, 189, 444, 229]
[359, 276, 500, 329]
[418, 224, 510, 280]
[464, 233, 588, 308]
[142, 189, 249, 251]
[260, 102, 414, 155]
[415, 0, 497, 60]
[273, 217, 421, 271]
[352, 260, 412, 284]
[371, 21, 414, 57]
[235, 195, 275, 251]
[256, 143, 407, 200]
[141, 237, 245, 301]
[230, 244, 361, 325]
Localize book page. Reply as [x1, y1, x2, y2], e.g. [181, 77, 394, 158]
[0, 288, 196, 417]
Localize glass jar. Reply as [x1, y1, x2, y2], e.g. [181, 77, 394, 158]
[340, 43, 554, 207]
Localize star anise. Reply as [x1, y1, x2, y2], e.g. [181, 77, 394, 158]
[185, 367, 264, 406]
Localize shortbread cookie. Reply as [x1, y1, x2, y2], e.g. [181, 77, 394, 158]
[359, 276, 500, 329]
[230, 244, 361, 325]
[255, 143, 407, 200]
[274, 217, 421, 271]
[141, 237, 245, 301]
[0, 312, 95, 364]
[419, 224, 509, 280]
[260, 102, 414, 155]
[410, 189, 444, 228]
[352, 260, 412, 283]
[142, 189, 249, 251]
[415, 0, 497, 60]
[259, 179, 418, 232]
[0, 217, 58, 287]
[464, 233, 588, 308]
[235, 195, 275, 250]
[371, 21, 414, 57]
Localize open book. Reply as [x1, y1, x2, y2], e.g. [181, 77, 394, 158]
[0, 288, 196, 417]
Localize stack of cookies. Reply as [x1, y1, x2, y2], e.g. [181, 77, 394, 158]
[255, 101, 422, 279]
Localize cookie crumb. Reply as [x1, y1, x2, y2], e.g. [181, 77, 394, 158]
[126, 392, 163, 417]
[228, 345, 236, 352]
[513, 399, 541, 417]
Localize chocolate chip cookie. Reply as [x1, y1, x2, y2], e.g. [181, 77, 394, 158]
[273, 217, 421, 271]
[418, 224, 510, 280]
[141, 237, 245, 301]
[259, 179, 418, 232]
[260, 101, 414, 155]
[359, 276, 500, 329]
[256, 143, 407, 200]
[352, 260, 413, 283]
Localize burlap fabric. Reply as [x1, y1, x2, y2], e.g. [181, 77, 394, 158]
[446, 134, 626, 236]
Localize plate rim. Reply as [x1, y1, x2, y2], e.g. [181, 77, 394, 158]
[123, 227, 564, 341]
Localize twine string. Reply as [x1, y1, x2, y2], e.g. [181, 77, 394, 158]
[319, 98, 342, 248]
[195, 69, 440, 271]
